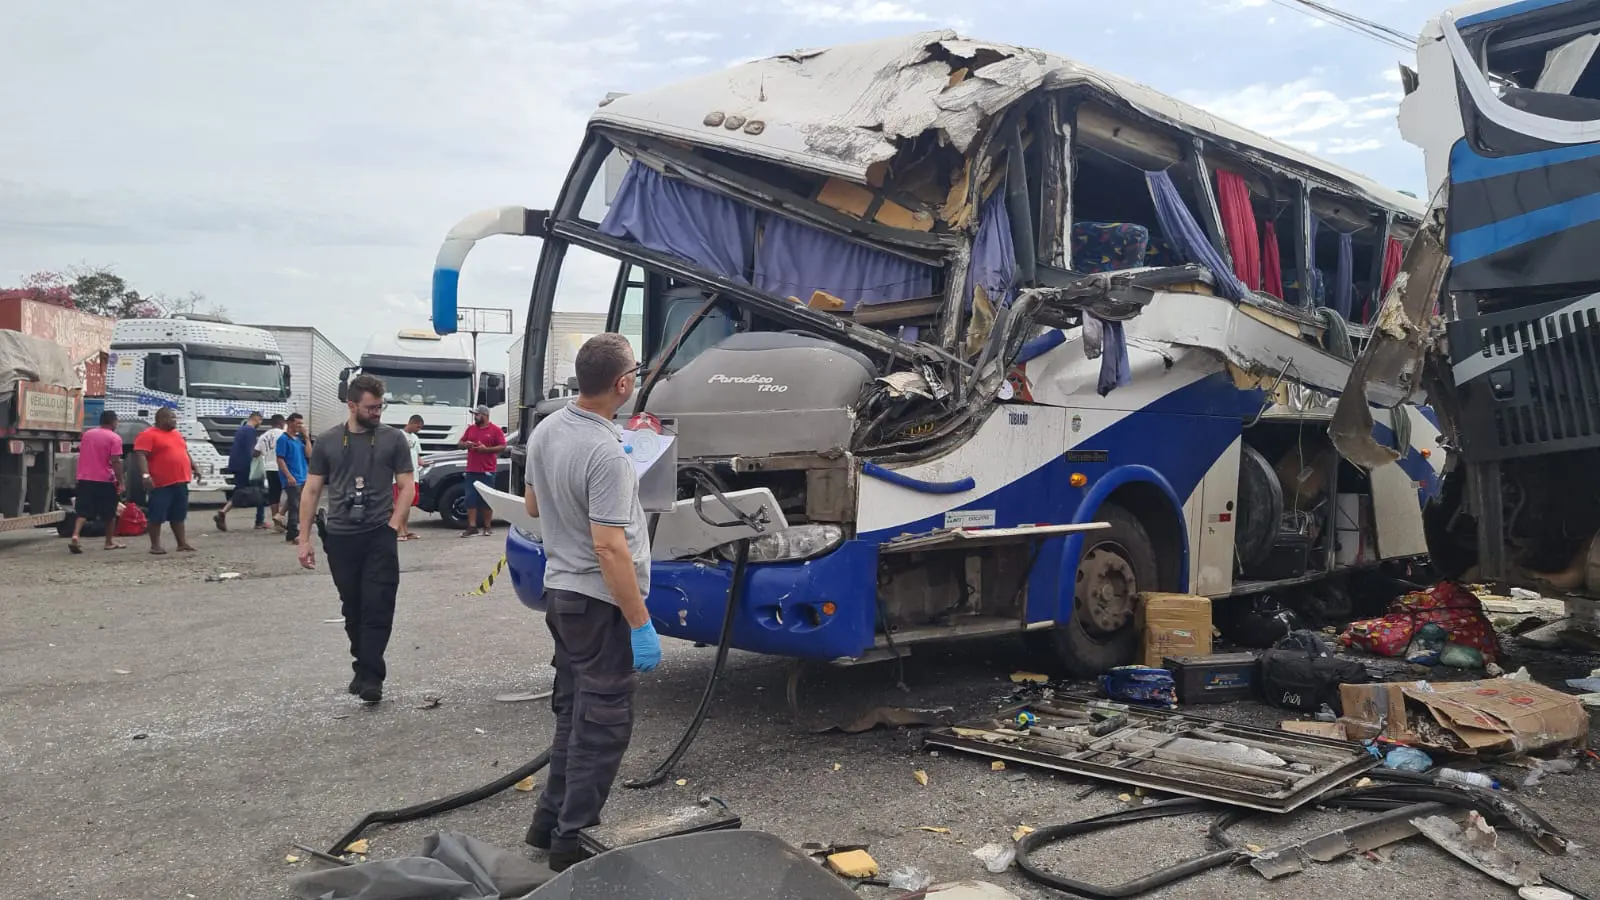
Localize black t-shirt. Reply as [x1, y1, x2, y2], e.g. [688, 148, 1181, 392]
[309, 424, 413, 534]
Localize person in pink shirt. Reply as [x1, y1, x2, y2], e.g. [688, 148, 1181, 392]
[71, 410, 126, 553]
[456, 404, 506, 537]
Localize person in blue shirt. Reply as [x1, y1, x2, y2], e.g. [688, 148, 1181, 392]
[275, 413, 311, 544]
[214, 411, 265, 532]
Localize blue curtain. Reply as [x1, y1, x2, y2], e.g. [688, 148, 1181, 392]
[754, 215, 936, 309]
[1144, 170, 1250, 302]
[599, 161, 756, 281]
[1333, 230, 1355, 320]
[969, 192, 1017, 309]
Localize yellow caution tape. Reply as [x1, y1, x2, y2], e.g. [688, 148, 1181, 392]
[467, 554, 507, 597]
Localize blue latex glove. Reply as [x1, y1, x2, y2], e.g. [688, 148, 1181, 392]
[631, 621, 662, 672]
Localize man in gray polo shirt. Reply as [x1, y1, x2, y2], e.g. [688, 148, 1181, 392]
[521, 332, 660, 872]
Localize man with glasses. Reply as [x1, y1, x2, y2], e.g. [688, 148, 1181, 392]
[295, 374, 415, 703]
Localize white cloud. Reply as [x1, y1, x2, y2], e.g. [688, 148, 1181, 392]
[664, 29, 719, 43]
[783, 0, 932, 24]
[1325, 137, 1383, 155]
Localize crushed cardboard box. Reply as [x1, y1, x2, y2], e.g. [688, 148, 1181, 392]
[1137, 593, 1212, 668]
[1342, 679, 1589, 757]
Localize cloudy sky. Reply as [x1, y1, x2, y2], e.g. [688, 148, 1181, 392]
[2, 0, 1441, 367]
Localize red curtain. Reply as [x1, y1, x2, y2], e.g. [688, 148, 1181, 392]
[1379, 237, 1404, 296]
[1261, 221, 1284, 300]
[1365, 237, 1405, 323]
[1215, 169, 1261, 291]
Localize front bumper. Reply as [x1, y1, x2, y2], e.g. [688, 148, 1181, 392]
[505, 527, 879, 661]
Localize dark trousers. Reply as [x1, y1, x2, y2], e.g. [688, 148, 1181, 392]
[532, 589, 636, 853]
[323, 525, 400, 683]
[281, 482, 303, 541]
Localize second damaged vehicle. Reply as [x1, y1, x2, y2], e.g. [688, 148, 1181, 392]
[436, 33, 1443, 674]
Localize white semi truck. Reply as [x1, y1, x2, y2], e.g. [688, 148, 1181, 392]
[106, 316, 293, 495]
[342, 329, 506, 455]
[250, 324, 355, 436]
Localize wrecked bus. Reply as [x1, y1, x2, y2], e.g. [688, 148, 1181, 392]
[435, 32, 1442, 674]
[1335, 1, 1600, 634]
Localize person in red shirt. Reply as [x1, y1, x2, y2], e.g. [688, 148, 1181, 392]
[456, 404, 505, 537]
[133, 407, 199, 555]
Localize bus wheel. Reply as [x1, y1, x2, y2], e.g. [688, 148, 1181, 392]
[1047, 503, 1156, 677]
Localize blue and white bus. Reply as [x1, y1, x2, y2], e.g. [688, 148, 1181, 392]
[435, 31, 1443, 674]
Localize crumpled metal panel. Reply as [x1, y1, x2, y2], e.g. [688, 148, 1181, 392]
[592, 30, 1424, 217]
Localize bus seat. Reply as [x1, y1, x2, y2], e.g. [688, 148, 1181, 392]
[1071, 222, 1150, 273]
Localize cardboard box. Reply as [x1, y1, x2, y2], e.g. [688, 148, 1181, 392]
[1339, 682, 1418, 743]
[1137, 593, 1212, 668]
[1401, 679, 1589, 757]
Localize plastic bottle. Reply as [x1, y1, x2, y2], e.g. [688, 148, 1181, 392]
[1437, 768, 1500, 790]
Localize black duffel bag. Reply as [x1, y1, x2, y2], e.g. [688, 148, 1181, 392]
[1259, 629, 1369, 713]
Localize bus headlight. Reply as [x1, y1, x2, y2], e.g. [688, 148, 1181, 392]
[717, 524, 844, 563]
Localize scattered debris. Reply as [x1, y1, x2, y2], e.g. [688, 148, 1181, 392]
[925, 883, 1023, 900]
[1011, 825, 1034, 841]
[971, 842, 1015, 873]
[131, 733, 147, 740]
[1100, 666, 1177, 707]
[1564, 668, 1600, 693]
[832, 763, 842, 771]
[493, 690, 553, 703]
[1412, 811, 1541, 887]
[285, 855, 301, 864]
[472, 728, 485, 735]
[322, 618, 345, 624]
[914, 826, 951, 834]
[990, 761, 1006, 772]
[1404, 679, 1589, 757]
[205, 572, 244, 582]
[343, 839, 369, 855]
[1383, 747, 1434, 773]
[1280, 721, 1347, 740]
[112, 668, 131, 676]
[1009, 672, 1049, 684]
[913, 769, 930, 786]
[825, 849, 879, 878]
[1118, 794, 1134, 803]
[415, 695, 442, 710]
[885, 865, 934, 891]
[513, 776, 536, 792]
[675, 779, 688, 787]
[1520, 758, 1577, 789]
[1249, 801, 1449, 880]
[1520, 887, 1575, 900]
[810, 705, 951, 733]
[928, 697, 1376, 812]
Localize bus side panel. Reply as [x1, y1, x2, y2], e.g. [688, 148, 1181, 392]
[1191, 435, 1241, 596]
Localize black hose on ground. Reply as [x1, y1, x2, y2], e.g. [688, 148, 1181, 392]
[625, 536, 750, 789]
[325, 750, 552, 856]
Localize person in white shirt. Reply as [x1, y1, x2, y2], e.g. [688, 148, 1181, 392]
[397, 415, 424, 541]
[255, 414, 287, 530]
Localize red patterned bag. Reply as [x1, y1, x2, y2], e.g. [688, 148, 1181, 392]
[1339, 582, 1499, 662]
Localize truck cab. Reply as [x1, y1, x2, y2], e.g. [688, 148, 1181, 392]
[106, 316, 293, 494]
[342, 329, 506, 454]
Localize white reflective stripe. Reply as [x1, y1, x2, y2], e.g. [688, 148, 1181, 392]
[1443, 13, 1600, 145]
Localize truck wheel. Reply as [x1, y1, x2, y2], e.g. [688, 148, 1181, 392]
[437, 482, 468, 529]
[1044, 503, 1158, 677]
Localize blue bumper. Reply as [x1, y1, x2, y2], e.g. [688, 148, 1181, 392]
[505, 528, 880, 661]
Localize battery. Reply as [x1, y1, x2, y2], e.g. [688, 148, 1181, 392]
[1162, 652, 1259, 704]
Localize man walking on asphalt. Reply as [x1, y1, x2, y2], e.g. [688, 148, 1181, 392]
[215, 411, 265, 532]
[256, 414, 287, 529]
[458, 404, 505, 537]
[134, 407, 198, 555]
[69, 409, 126, 554]
[276, 413, 309, 544]
[521, 333, 661, 872]
[295, 374, 415, 703]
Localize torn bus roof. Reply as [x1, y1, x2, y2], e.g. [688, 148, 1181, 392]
[591, 30, 1424, 219]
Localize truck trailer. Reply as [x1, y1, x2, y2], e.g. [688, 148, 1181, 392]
[248, 324, 355, 436]
[0, 331, 83, 531]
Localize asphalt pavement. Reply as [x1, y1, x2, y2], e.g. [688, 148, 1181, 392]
[0, 507, 1595, 899]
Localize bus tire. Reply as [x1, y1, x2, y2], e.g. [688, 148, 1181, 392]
[1045, 502, 1157, 677]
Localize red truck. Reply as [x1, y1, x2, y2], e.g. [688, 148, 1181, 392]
[0, 330, 85, 532]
